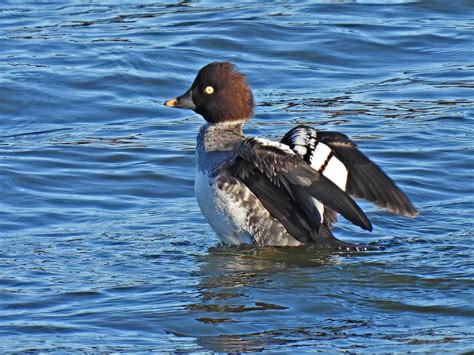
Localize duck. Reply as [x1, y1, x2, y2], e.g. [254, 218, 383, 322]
[164, 62, 418, 250]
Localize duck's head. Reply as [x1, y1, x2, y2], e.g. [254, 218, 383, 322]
[164, 62, 254, 124]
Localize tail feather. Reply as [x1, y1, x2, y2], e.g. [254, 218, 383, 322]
[315, 225, 379, 251]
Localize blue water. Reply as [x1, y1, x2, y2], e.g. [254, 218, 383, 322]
[1, 0, 473, 352]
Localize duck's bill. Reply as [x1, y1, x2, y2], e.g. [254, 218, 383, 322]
[164, 89, 196, 110]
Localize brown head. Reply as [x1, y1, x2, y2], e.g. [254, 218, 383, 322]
[164, 62, 255, 124]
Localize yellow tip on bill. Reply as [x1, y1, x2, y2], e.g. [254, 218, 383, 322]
[164, 98, 177, 107]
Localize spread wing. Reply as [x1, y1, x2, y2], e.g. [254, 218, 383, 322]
[281, 125, 418, 220]
[224, 137, 372, 244]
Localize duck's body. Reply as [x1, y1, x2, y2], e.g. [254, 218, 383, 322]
[165, 62, 417, 250]
[195, 123, 303, 247]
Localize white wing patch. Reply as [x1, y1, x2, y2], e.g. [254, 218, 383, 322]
[289, 128, 316, 158]
[312, 197, 325, 222]
[309, 142, 332, 171]
[290, 129, 309, 146]
[323, 156, 348, 191]
[293, 145, 307, 156]
[284, 126, 350, 225]
[253, 137, 296, 155]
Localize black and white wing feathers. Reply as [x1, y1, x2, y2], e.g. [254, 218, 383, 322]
[224, 137, 372, 244]
[281, 125, 418, 218]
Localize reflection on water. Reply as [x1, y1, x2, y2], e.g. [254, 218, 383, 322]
[0, 0, 473, 352]
[193, 247, 340, 316]
[183, 246, 342, 351]
[181, 242, 472, 352]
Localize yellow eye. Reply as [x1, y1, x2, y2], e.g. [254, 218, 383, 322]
[204, 86, 214, 95]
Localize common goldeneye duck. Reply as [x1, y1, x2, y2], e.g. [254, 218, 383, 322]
[164, 62, 418, 250]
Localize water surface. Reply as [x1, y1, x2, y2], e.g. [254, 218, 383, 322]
[0, 0, 473, 352]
